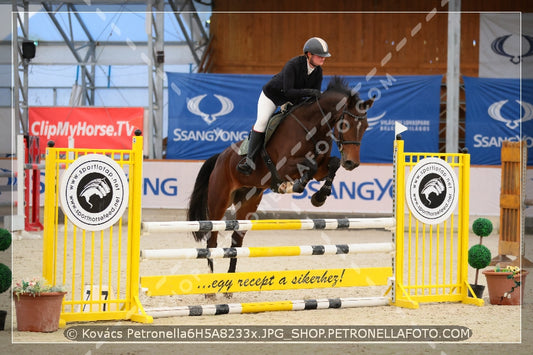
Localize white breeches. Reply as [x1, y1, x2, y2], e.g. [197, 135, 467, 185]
[252, 91, 277, 133]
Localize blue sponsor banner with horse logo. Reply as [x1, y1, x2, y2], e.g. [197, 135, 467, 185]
[464, 77, 533, 165]
[167, 73, 442, 162]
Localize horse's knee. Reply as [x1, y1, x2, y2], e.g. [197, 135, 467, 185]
[328, 156, 341, 172]
[328, 157, 341, 177]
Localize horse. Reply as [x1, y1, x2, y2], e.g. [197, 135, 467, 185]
[187, 76, 374, 281]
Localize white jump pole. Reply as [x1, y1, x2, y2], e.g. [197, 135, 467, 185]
[141, 242, 395, 260]
[141, 217, 395, 234]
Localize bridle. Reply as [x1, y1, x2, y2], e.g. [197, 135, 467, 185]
[335, 108, 367, 151]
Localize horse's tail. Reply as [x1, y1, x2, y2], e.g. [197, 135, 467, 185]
[187, 153, 220, 242]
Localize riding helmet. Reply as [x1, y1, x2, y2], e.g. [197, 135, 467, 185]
[303, 37, 331, 57]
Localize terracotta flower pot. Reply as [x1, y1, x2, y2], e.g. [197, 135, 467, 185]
[482, 270, 528, 305]
[14, 292, 66, 332]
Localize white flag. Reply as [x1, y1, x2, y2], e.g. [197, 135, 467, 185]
[394, 121, 408, 137]
[479, 13, 533, 78]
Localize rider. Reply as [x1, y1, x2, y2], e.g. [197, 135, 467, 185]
[236, 37, 331, 176]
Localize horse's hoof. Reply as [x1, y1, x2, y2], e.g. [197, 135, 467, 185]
[204, 293, 216, 300]
[311, 194, 326, 207]
[223, 293, 233, 299]
[293, 181, 305, 193]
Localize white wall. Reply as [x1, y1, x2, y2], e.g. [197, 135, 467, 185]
[1, 159, 531, 219]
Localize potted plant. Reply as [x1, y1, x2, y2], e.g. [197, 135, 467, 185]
[13, 277, 66, 332]
[483, 265, 528, 305]
[467, 218, 493, 298]
[0, 228, 12, 330]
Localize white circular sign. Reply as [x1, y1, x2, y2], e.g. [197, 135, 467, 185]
[405, 157, 459, 225]
[60, 154, 129, 231]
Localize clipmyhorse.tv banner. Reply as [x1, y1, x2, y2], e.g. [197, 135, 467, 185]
[166, 73, 441, 163]
[29, 107, 143, 154]
[464, 76, 533, 165]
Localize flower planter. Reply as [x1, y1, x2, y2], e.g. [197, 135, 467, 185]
[468, 284, 485, 299]
[482, 270, 528, 305]
[14, 292, 66, 332]
[0, 310, 6, 330]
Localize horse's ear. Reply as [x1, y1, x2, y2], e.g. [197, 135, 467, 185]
[364, 97, 376, 110]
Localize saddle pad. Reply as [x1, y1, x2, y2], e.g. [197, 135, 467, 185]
[238, 111, 287, 156]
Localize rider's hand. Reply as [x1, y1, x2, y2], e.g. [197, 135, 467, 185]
[302, 89, 321, 98]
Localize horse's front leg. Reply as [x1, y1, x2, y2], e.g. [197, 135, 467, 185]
[311, 157, 340, 207]
[279, 158, 318, 194]
[292, 166, 315, 193]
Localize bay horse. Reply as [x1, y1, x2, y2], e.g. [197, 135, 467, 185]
[187, 76, 374, 279]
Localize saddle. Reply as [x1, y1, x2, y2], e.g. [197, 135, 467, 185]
[238, 102, 295, 156]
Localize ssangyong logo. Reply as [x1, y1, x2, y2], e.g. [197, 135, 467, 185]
[405, 157, 459, 225]
[187, 94, 234, 125]
[60, 154, 129, 231]
[491, 34, 533, 64]
[488, 100, 533, 130]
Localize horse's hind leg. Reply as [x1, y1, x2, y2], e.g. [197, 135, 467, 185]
[205, 231, 219, 273]
[223, 188, 264, 298]
[228, 230, 245, 274]
[203, 168, 233, 299]
[203, 230, 219, 300]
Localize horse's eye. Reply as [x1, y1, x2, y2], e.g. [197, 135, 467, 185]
[336, 121, 350, 133]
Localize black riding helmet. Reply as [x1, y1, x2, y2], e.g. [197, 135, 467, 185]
[303, 37, 331, 57]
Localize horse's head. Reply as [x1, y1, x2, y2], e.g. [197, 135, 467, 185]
[317, 77, 375, 171]
[333, 94, 373, 170]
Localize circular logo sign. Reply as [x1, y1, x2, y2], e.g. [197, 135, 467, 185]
[60, 154, 129, 231]
[405, 157, 459, 225]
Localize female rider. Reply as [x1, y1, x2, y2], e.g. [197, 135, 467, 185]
[237, 37, 331, 175]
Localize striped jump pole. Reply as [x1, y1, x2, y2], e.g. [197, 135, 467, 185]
[145, 297, 390, 317]
[141, 242, 395, 260]
[141, 217, 395, 234]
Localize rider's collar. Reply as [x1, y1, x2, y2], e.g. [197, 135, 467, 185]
[306, 60, 316, 75]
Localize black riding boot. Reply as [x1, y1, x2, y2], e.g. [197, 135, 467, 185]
[237, 130, 265, 175]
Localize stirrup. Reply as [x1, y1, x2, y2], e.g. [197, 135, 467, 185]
[237, 158, 253, 175]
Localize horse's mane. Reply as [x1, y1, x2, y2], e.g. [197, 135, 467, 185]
[325, 76, 360, 102]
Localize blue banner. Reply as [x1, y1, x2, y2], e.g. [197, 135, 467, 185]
[167, 73, 442, 162]
[167, 72, 269, 160]
[464, 77, 533, 165]
[341, 75, 441, 162]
